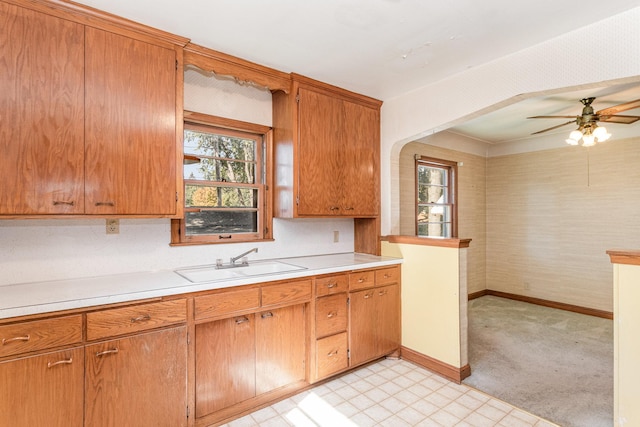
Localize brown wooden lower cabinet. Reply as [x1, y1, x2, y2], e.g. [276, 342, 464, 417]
[195, 304, 306, 421]
[0, 347, 84, 427]
[85, 326, 188, 427]
[349, 284, 400, 366]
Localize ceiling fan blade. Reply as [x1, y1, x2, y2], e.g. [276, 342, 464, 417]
[598, 114, 640, 124]
[596, 99, 640, 116]
[527, 115, 578, 119]
[531, 120, 576, 135]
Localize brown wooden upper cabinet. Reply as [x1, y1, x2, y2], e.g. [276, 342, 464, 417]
[273, 74, 381, 218]
[0, 1, 185, 217]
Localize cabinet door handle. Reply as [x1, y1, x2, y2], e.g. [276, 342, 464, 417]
[94, 201, 115, 207]
[357, 278, 365, 283]
[327, 349, 339, 357]
[96, 348, 119, 357]
[130, 314, 151, 323]
[378, 290, 388, 296]
[235, 316, 250, 325]
[344, 207, 354, 211]
[329, 206, 340, 211]
[47, 357, 73, 368]
[53, 200, 75, 206]
[383, 274, 391, 279]
[261, 312, 273, 319]
[327, 283, 337, 289]
[2, 335, 30, 345]
[363, 292, 374, 299]
[327, 311, 338, 318]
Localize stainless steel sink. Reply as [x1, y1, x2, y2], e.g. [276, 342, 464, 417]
[174, 260, 307, 283]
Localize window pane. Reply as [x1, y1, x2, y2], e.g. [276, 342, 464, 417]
[185, 210, 257, 235]
[184, 159, 255, 184]
[184, 130, 256, 161]
[417, 184, 446, 204]
[418, 205, 452, 237]
[186, 185, 257, 208]
[417, 222, 451, 238]
[417, 165, 447, 186]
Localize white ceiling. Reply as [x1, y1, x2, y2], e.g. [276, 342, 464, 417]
[75, 0, 640, 144]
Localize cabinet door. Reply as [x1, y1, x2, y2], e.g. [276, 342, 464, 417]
[84, 28, 177, 215]
[0, 3, 84, 214]
[348, 288, 378, 366]
[341, 100, 379, 216]
[85, 327, 187, 427]
[376, 284, 401, 356]
[255, 305, 306, 394]
[195, 315, 256, 417]
[297, 88, 343, 216]
[0, 347, 84, 427]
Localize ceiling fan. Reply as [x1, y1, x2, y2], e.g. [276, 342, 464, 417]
[528, 97, 640, 146]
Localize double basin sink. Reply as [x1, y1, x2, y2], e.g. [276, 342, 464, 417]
[175, 260, 307, 284]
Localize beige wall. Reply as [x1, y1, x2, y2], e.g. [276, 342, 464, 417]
[487, 137, 640, 312]
[399, 135, 487, 294]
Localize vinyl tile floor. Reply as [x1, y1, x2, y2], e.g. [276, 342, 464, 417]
[220, 358, 558, 427]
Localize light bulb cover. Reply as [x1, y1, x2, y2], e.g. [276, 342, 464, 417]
[582, 134, 596, 146]
[569, 130, 583, 141]
[565, 138, 579, 146]
[593, 126, 608, 139]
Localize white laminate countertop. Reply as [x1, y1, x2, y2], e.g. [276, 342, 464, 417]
[0, 252, 402, 320]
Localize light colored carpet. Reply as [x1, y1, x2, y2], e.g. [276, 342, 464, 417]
[463, 295, 613, 427]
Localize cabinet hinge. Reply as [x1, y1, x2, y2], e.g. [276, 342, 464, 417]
[295, 94, 300, 103]
[264, 226, 269, 235]
[176, 192, 179, 202]
[347, 297, 350, 305]
[186, 405, 190, 418]
[187, 332, 190, 345]
[296, 195, 299, 205]
[347, 349, 350, 359]
[176, 59, 179, 70]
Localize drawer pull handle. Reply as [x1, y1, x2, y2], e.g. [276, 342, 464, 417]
[327, 283, 337, 289]
[327, 350, 339, 357]
[53, 200, 75, 206]
[235, 316, 250, 325]
[344, 207, 354, 211]
[364, 292, 374, 299]
[131, 314, 151, 323]
[2, 335, 30, 345]
[47, 358, 73, 368]
[96, 348, 119, 357]
[95, 201, 115, 207]
[379, 290, 388, 296]
[261, 312, 273, 319]
[358, 278, 365, 283]
[327, 311, 338, 318]
[329, 206, 340, 211]
[384, 274, 391, 279]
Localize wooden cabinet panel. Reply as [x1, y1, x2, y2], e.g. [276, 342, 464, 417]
[255, 305, 306, 394]
[261, 280, 312, 307]
[315, 293, 347, 338]
[195, 315, 256, 417]
[0, 315, 82, 357]
[84, 27, 177, 215]
[315, 332, 348, 379]
[315, 274, 348, 297]
[375, 266, 400, 287]
[85, 326, 187, 427]
[86, 299, 186, 341]
[297, 87, 343, 215]
[349, 284, 400, 367]
[0, 3, 84, 215]
[194, 287, 260, 320]
[341, 100, 379, 216]
[0, 347, 84, 427]
[349, 270, 376, 291]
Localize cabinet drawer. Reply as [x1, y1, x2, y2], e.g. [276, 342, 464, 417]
[315, 293, 347, 338]
[194, 287, 260, 321]
[0, 315, 83, 357]
[86, 299, 186, 341]
[315, 274, 348, 297]
[316, 332, 348, 379]
[375, 266, 400, 286]
[261, 280, 312, 307]
[349, 270, 375, 291]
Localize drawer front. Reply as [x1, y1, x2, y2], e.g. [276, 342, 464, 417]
[315, 293, 347, 338]
[315, 274, 348, 297]
[194, 287, 260, 321]
[261, 280, 312, 307]
[86, 299, 186, 341]
[0, 315, 82, 357]
[349, 270, 375, 291]
[316, 332, 348, 379]
[375, 266, 400, 286]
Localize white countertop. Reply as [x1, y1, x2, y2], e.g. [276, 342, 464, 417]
[0, 252, 402, 320]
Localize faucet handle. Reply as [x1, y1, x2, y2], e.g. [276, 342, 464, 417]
[216, 258, 223, 267]
[240, 256, 249, 265]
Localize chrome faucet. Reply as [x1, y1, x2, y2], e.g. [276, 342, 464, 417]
[216, 247, 258, 269]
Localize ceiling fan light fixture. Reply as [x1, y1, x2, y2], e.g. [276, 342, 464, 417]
[568, 130, 583, 141]
[581, 133, 596, 147]
[593, 125, 611, 142]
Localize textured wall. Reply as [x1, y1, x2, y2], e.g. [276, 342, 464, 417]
[486, 137, 640, 312]
[399, 135, 487, 294]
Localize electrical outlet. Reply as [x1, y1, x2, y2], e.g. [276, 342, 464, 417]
[106, 219, 119, 235]
[333, 230, 339, 243]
